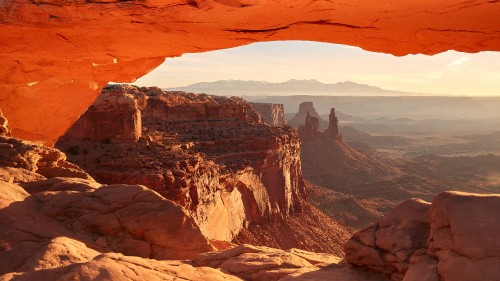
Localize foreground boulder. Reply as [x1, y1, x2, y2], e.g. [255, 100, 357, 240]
[345, 191, 500, 281]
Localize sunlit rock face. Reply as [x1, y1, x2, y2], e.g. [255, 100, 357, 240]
[1, 0, 499, 145]
[250, 103, 286, 126]
[345, 191, 500, 281]
[56, 84, 306, 242]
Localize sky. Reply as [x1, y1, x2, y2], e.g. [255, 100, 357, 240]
[134, 41, 500, 96]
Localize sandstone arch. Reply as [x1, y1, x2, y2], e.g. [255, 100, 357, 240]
[1, 0, 499, 145]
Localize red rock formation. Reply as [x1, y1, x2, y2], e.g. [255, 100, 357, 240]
[57, 84, 307, 244]
[2, 0, 499, 145]
[0, 135, 385, 281]
[64, 85, 146, 142]
[0, 136, 215, 261]
[249, 102, 286, 126]
[345, 191, 500, 281]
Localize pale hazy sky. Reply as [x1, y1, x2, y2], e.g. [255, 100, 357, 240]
[134, 41, 500, 96]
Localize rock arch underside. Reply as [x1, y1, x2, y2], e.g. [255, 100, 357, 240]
[1, 0, 500, 145]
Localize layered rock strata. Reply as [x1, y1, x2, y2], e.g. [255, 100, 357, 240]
[56, 84, 307, 243]
[249, 102, 286, 126]
[345, 191, 500, 281]
[0, 135, 215, 261]
[0, 132, 384, 281]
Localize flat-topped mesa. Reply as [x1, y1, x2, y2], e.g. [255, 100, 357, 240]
[298, 112, 320, 140]
[56, 84, 306, 242]
[325, 108, 342, 141]
[143, 90, 261, 124]
[64, 85, 147, 142]
[288, 101, 329, 130]
[249, 102, 286, 126]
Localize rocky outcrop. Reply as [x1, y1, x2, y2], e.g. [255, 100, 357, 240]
[288, 102, 328, 130]
[0, 136, 92, 182]
[57, 84, 307, 244]
[345, 191, 500, 281]
[0, 136, 215, 261]
[344, 199, 430, 280]
[63, 85, 147, 142]
[250, 103, 286, 126]
[0, 146, 384, 281]
[298, 111, 320, 140]
[2, 0, 499, 145]
[0, 109, 11, 137]
[298, 103, 395, 189]
[325, 108, 342, 140]
[194, 244, 386, 281]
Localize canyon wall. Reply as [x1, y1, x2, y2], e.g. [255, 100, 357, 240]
[1, 0, 499, 145]
[56, 84, 306, 242]
[250, 102, 286, 126]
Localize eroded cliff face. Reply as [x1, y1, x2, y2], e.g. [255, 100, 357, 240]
[56, 84, 306, 242]
[250, 102, 286, 126]
[0, 131, 382, 280]
[1, 0, 499, 144]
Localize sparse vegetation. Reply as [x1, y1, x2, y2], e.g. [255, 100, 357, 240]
[67, 145, 80, 155]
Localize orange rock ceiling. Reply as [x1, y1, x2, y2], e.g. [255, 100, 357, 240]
[1, 0, 499, 145]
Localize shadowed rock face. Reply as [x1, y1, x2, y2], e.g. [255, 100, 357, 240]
[1, 0, 499, 144]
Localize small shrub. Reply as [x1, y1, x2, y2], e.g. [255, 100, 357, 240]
[67, 145, 79, 155]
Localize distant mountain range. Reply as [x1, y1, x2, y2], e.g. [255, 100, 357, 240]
[166, 79, 428, 96]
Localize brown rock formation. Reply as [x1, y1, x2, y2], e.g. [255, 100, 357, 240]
[2, 0, 499, 145]
[298, 111, 320, 140]
[325, 108, 342, 140]
[250, 102, 286, 126]
[345, 191, 500, 281]
[288, 102, 328, 130]
[298, 103, 396, 190]
[56, 84, 308, 244]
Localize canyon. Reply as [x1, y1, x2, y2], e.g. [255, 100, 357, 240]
[55, 84, 350, 255]
[1, 1, 500, 280]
